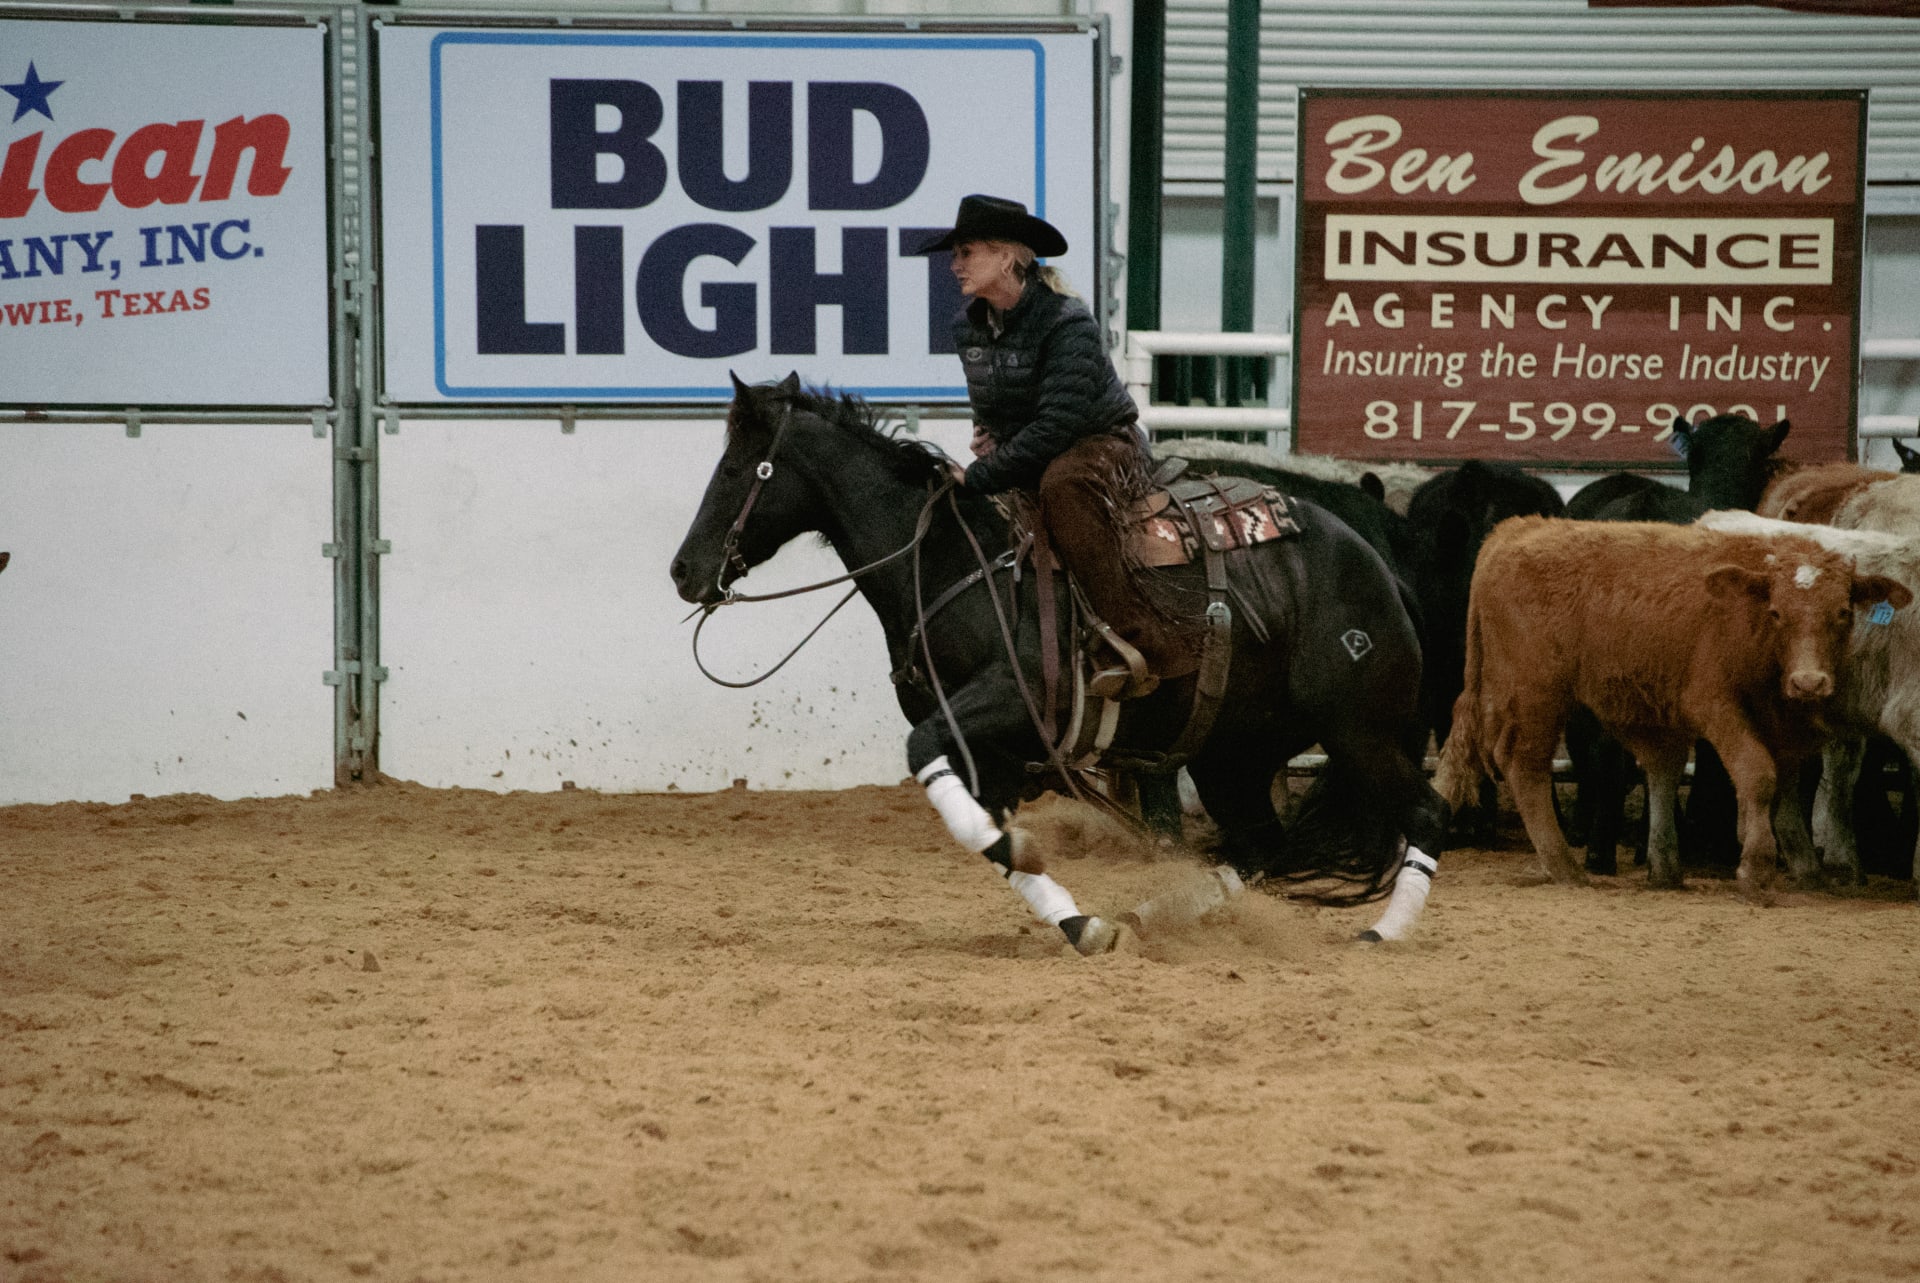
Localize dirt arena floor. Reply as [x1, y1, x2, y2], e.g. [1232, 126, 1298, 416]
[4, 779, 1919, 1283]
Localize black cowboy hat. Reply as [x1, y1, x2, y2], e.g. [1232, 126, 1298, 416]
[913, 194, 1068, 257]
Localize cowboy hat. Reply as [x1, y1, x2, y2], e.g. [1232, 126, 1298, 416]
[912, 194, 1068, 257]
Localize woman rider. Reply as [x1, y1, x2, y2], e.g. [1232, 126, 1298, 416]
[914, 194, 1199, 698]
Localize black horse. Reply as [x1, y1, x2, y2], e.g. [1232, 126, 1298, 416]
[670, 376, 1447, 954]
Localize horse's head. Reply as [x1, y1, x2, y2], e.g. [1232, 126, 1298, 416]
[671, 371, 819, 605]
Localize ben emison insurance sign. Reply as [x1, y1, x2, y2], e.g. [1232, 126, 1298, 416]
[1292, 90, 1865, 466]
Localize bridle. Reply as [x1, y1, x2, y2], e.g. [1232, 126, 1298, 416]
[711, 398, 799, 605]
[688, 396, 1114, 812]
[691, 396, 953, 687]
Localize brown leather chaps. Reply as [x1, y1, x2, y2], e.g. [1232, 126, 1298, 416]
[1035, 431, 1201, 681]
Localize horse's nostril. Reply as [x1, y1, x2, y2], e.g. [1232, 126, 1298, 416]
[670, 558, 687, 583]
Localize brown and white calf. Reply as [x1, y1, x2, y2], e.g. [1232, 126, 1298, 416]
[1699, 512, 1919, 884]
[1435, 518, 1909, 901]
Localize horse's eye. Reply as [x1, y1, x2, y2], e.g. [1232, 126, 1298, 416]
[721, 463, 744, 480]
[1767, 607, 1783, 624]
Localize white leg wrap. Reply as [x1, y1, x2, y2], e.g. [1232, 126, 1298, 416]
[1365, 845, 1437, 942]
[917, 756, 1003, 854]
[1007, 870, 1082, 926]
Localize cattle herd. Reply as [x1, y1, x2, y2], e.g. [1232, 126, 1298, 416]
[1163, 418, 1920, 902]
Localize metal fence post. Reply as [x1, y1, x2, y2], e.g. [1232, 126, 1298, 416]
[1221, 0, 1260, 409]
[1125, 0, 1166, 342]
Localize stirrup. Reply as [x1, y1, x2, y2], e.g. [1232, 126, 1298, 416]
[1089, 664, 1159, 701]
[1087, 620, 1152, 699]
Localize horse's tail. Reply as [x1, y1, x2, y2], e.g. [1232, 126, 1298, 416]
[1432, 595, 1489, 815]
[1258, 752, 1421, 907]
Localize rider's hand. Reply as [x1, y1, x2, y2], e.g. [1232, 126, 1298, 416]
[969, 424, 994, 459]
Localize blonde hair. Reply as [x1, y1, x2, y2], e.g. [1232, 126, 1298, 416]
[989, 240, 1080, 300]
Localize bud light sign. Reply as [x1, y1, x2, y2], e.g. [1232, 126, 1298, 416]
[376, 26, 1101, 403]
[0, 19, 329, 406]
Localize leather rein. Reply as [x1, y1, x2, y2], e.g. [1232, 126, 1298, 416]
[690, 399, 956, 689]
[686, 400, 1088, 805]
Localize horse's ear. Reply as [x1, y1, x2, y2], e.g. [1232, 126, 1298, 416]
[1767, 418, 1791, 453]
[729, 370, 750, 398]
[778, 371, 802, 396]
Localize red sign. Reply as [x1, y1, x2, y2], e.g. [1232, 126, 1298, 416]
[1291, 90, 1866, 466]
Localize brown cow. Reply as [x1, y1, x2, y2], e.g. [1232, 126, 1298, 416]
[1435, 518, 1909, 901]
[1759, 462, 1897, 525]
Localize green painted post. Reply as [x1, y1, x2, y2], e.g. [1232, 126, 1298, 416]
[1126, 0, 1167, 342]
[1221, 0, 1260, 408]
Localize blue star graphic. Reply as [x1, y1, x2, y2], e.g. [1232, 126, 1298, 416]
[3, 62, 63, 123]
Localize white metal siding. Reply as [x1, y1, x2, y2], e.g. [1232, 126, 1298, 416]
[1164, 0, 1920, 183]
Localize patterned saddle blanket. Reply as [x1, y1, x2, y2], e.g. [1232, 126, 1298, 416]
[1126, 471, 1301, 568]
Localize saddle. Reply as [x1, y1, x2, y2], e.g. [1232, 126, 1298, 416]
[1047, 458, 1303, 774]
[888, 459, 1303, 779]
[1126, 462, 1301, 568]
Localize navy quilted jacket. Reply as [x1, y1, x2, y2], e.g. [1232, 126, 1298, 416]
[955, 279, 1139, 494]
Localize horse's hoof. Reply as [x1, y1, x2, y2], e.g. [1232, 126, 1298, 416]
[1061, 914, 1121, 955]
[1355, 928, 1384, 943]
[1129, 865, 1244, 934]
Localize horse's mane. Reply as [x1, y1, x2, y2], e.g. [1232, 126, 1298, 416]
[745, 383, 953, 486]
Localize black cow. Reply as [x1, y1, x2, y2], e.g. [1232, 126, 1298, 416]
[1568, 413, 1791, 523]
[1404, 460, 1568, 842]
[1562, 413, 1794, 875]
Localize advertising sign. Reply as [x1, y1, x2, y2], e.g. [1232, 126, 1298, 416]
[1293, 90, 1866, 465]
[0, 18, 331, 407]
[376, 25, 1101, 403]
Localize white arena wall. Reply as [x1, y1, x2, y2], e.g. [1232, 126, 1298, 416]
[376, 416, 978, 794]
[0, 414, 977, 803]
[0, 425, 335, 804]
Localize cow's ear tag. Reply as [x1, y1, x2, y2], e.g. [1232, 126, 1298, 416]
[1869, 601, 1896, 626]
